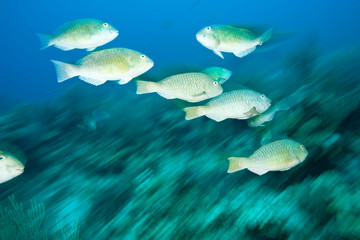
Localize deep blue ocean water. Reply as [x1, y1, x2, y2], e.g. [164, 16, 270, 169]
[1, 0, 360, 103]
[1, 1, 360, 239]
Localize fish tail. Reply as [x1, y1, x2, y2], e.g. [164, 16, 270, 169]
[227, 157, 248, 173]
[183, 106, 206, 120]
[36, 33, 55, 50]
[258, 27, 273, 45]
[51, 60, 79, 83]
[135, 80, 159, 94]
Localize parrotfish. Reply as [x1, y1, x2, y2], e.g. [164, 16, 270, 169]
[227, 139, 308, 175]
[196, 24, 272, 59]
[37, 18, 119, 51]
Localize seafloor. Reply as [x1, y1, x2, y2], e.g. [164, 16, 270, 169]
[0, 45, 359, 240]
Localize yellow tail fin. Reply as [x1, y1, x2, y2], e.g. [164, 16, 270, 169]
[227, 157, 248, 173]
[183, 106, 206, 120]
[136, 80, 159, 94]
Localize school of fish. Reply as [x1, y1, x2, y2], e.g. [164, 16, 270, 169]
[0, 18, 308, 183]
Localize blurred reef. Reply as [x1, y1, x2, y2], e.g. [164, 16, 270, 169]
[0, 45, 360, 240]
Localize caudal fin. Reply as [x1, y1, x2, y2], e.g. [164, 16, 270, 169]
[227, 157, 248, 173]
[51, 60, 79, 83]
[136, 80, 159, 94]
[258, 28, 273, 45]
[183, 106, 206, 120]
[36, 33, 54, 50]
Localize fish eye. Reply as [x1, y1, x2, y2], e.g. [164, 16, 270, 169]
[103, 23, 108, 27]
[206, 26, 211, 31]
[213, 81, 218, 85]
[140, 55, 145, 58]
[300, 145, 305, 149]
[223, 68, 226, 71]
[260, 94, 265, 98]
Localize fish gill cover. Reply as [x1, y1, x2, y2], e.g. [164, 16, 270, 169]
[0, 0, 360, 239]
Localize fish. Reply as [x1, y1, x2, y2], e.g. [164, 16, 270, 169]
[37, 18, 119, 51]
[247, 83, 314, 127]
[135, 72, 223, 102]
[247, 101, 290, 127]
[196, 24, 272, 59]
[227, 139, 308, 175]
[0, 143, 26, 184]
[51, 48, 154, 86]
[201, 67, 232, 84]
[183, 89, 271, 121]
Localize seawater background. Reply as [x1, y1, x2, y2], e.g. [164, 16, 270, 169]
[1, 0, 360, 239]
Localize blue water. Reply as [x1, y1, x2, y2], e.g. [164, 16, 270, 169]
[1, 1, 360, 239]
[1, 0, 359, 102]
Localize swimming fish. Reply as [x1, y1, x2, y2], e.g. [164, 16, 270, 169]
[0, 144, 26, 184]
[247, 101, 290, 127]
[247, 83, 313, 127]
[136, 72, 223, 102]
[201, 67, 232, 84]
[51, 48, 154, 86]
[184, 89, 271, 121]
[227, 139, 308, 175]
[37, 18, 119, 51]
[196, 25, 272, 59]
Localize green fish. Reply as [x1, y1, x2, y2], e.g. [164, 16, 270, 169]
[201, 67, 232, 84]
[184, 89, 271, 121]
[136, 72, 223, 102]
[51, 48, 154, 86]
[196, 24, 272, 59]
[228, 139, 308, 175]
[37, 18, 118, 51]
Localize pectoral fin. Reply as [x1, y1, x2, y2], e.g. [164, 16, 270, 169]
[248, 168, 268, 176]
[280, 168, 291, 171]
[213, 50, 224, 59]
[244, 107, 261, 118]
[118, 77, 133, 85]
[234, 47, 256, 58]
[55, 45, 74, 51]
[79, 76, 107, 86]
[206, 114, 226, 122]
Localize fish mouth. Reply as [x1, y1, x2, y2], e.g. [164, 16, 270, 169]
[195, 33, 201, 42]
[16, 168, 24, 172]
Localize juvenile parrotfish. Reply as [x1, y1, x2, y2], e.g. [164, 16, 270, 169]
[37, 18, 119, 51]
[227, 139, 308, 175]
[247, 101, 290, 127]
[201, 67, 232, 84]
[0, 143, 26, 184]
[196, 24, 272, 59]
[135, 72, 223, 102]
[184, 89, 271, 121]
[247, 83, 313, 127]
[51, 48, 154, 86]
